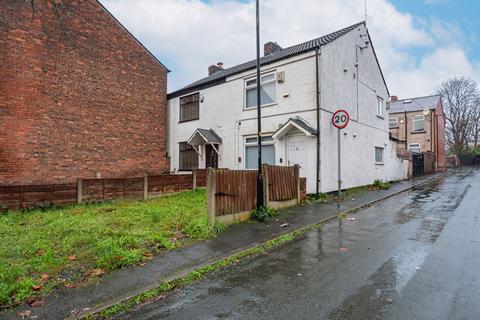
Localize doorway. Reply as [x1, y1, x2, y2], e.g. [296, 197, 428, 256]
[205, 144, 219, 168]
[286, 135, 307, 177]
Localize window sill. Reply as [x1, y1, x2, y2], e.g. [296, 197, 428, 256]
[389, 126, 399, 129]
[243, 102, 277, 111]
[411, 130, 426, 134]
[377, 115, 385, 119]
[375, 162, 384, 166]
[178, 118, 200, 124]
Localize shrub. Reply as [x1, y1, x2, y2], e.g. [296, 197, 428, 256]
[372, 179, 391, 190]
[251, 206, 278, 223]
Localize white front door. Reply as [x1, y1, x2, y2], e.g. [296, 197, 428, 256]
[287, 135, 307, 177]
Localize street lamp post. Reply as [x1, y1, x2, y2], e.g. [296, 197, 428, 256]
[256, 0, 264, 208]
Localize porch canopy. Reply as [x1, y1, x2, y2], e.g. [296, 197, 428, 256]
[187, 128, 222, 155]
[272, 117, 317, 139]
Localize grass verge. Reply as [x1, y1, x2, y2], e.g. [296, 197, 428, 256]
[0, 189, 223, 308]
[87, 216, 337, 319]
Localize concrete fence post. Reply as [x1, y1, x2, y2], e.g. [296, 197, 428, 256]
[192, 169, 197, 190]
[262, 164, 270, 208]
[143, 174, 148, 201]
[77, 179, 83, 204]
[206, 168, 217, 226]
[294, 164, 301, 205]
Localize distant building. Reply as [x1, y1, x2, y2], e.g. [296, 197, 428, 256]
[389, 95, 446, 172]
[0, 0, 170, 185]
[167, 22, 409, 193]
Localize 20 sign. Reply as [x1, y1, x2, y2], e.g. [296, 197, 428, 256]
[332, 109, 350, 129]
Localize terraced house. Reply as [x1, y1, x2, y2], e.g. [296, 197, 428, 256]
[167, 22, 409, 193]
[0, 0, 170, 185]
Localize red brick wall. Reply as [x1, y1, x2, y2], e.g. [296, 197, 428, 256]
[0, 0, 169, 185]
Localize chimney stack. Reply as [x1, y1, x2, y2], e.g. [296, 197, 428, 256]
[264, 42, 282, 56]
[208, 62, 224, 76]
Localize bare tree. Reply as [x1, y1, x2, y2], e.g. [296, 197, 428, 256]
[437, 77, 479, 156]
[472, 96, 480, 148]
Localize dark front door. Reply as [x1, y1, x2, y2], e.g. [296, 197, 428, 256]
[205, 144, 219, 168]
[412, 153, 424, 177]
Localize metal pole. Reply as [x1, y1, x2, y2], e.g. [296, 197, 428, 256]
[337, 128, 341, 199]
[256, 0, 264, 208]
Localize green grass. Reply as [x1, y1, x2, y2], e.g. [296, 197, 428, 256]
[0, 189, 220, 307]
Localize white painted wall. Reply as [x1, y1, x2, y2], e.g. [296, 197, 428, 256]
[167, 24, 408, 194]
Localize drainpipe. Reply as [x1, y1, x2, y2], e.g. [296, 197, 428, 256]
[404, 111, 408, 149]
[315, 47, 321, 196]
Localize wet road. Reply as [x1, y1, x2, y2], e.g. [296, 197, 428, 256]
[115, 168, 480, 320]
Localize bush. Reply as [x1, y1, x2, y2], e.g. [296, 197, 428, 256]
[251, 206, 278, 223]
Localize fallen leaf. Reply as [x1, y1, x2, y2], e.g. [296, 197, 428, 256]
[40, 273, 49, 282]
[27, 298, 44, 308]
[17, 310, 32, 319]
[35, 249, 46, 256]
[85, 268, 105, 277]
[143, 252, 153, 258]
[339, 247, 349, 253]
[68, 255, 77, 261]
[65, 283, 77, 289]
[32, 285, 42, 291]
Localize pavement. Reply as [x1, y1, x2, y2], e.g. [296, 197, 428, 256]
[110, 167, 479, 320]
[1, 173, 440, 320]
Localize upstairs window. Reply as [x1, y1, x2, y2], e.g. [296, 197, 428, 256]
[375, 147, 384, 163]
[179, 142, 198, 171]
[389, 117, 398, 128]
[179, 93, 200, 122]
[245, 73, 276, 109]
[376, 97, 384, 117]
[412, 115, 425, 132]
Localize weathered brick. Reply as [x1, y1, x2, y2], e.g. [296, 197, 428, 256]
[0, 0, 169, 185]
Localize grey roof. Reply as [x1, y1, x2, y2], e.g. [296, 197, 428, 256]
[275, 117, 318, 136]
[290, 117, 318, 135]
[390, 95, 441, 113]
[191, 128, 223, 144]
[168, 22, 366, 98]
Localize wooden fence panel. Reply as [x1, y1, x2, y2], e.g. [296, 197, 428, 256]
[0, 183, 77, 210]
[214, 170, 257, 216]
[195, 169, 207, 188]
[265, 165, 297, 201]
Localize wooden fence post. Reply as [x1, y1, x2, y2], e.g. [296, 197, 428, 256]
[143, 174, 148, 200]
[77, 179, 83, 204]
[192, 169, 197, 190]
[206, 168, 217, 226]
[262, 164, 270, 208]
[294, 164, 301, 205]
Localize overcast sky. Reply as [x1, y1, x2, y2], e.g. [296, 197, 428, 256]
[100, 0, 480, 98]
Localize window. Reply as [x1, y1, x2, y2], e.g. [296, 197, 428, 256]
[408, 143, 421, 154]
[245, 135, 275, 169]
[389, 117, 398, 128]
[179, 142, 198, 170]
[375, 147, 384, 163]
[377, 97, 384, 117]
[412, 115, 425, 132]
[245, 73, 276, 109]
[179, 93, 200, 122]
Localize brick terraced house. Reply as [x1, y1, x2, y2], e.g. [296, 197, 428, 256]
[389, 95, 446, 172]
[0, 0, 169, 185]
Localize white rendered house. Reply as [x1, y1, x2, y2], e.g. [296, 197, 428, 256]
[167, 22, 408, 194]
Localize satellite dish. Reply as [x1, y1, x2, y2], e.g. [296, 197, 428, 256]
[423, 108, 430, 116]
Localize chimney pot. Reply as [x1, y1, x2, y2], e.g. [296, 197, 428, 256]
[390, 95, 398, 101]
[217, 62, 224, 68]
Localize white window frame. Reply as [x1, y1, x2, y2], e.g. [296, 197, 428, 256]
[389, 117, 398, 128]
[244, 135, 275, 169]
[244, 72, 277, 110]
[375, 147, 384, 164]
[412, 115, 425, 132]
[408, 143, 421, 154]
[376, 96, 384, 117]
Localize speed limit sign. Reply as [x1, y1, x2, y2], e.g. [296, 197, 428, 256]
[332, 110, 350, 129]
